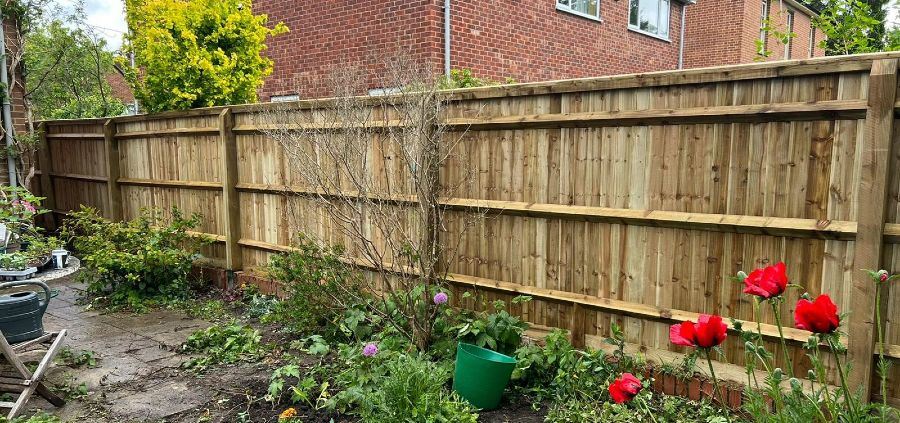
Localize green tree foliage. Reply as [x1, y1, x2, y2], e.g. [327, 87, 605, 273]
[811, 0, 889, 55]
[123, 0, 288, 113]
[805, 0, 888, 52]
[24, 21, 126, 120]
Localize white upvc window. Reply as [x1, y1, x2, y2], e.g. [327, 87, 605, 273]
[784, 10, 794, 59]
[629, 0, 671, 40]
[270, 94, 300, 102]
[557, 0, 601, 21]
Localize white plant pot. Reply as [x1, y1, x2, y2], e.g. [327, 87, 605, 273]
[0, 267, 38, 281]
[51, 249, 69, 269]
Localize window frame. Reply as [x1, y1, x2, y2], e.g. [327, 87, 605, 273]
[270, 94, 300, 103]
[627, 0, 672, 41]
[808, 25, 815, 57]
[784, 10, 794, 59]
[556, 0, 603, 22]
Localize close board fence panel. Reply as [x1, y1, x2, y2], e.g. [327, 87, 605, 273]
[35, 52, 900, 406]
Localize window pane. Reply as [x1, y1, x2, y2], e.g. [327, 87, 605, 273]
[659, 0, 669, 37]
[560, 0, 600, 17]
[586, 0, 599, 16]
[630, 0, 670, 37]
[638, 0, 659, 33]
[630, 0, 639, 26]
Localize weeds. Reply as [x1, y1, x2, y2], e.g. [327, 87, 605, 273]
[180, 323, 267, 371]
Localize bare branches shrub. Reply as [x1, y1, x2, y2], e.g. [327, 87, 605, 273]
[258, 55, 480, 350]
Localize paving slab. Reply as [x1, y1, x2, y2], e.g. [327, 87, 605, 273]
[11, 275, 217, 421]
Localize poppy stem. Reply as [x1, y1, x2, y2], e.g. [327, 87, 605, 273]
[770, 301, 794, 377]
[875, 283, 887, 414]
[825, 337, 859, 418]
[811, 343, 836, 420]
[704, 349, 725, 410]
[638, 396, 659, 423]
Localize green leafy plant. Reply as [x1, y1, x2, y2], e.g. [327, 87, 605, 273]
[359, 354, 478, 423]
[123, 0, 288, 112]
[57, 348, 99, 368]
[265, 235, 365, 338]
[180, 323, 267, 371]
[0, 411, 62, 423]
[813, 0, 881, 55]
[61, 206, 208, 311]
[453, 295, 530, 355]
[266, 364, 322, 406]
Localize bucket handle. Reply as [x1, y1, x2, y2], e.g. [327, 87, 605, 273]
[0, 280, 52, 316]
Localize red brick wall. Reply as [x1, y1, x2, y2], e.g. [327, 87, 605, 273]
[106, 71, 135, 104]
[683, 0, 825, 69]
[256, 0, 684, 99]
[2, 18, 27, 186]
[448, 0, 683, 83]
[256, 0, 444, 100]
[682, 0, 745, 69]
[255, 0, 827, 100]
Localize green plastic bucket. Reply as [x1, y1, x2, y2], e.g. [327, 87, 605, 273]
[452, 343, 517, 410]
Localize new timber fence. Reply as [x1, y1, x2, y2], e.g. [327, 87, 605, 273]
[33, 52, 900, 405]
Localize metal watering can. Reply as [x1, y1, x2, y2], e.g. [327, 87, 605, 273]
[0, 281, 50, 343]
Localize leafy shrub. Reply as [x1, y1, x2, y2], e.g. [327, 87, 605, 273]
[62, 206, 207, 311]
[181, 323, 266, 371]
[452, 296, 530, 355]
[359, 354, 478, 423]
[265, 235, 365, 337]
[0, 412, 62, 423]
[546, 393, 732, 423]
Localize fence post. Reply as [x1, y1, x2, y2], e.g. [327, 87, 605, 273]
[847, 58, 898, 402]
[219, 108, 242, 275]
[103, 119, 123, 222]
[36, 122, 57, 230]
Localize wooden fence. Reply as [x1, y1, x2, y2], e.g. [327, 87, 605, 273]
[33, 52, 900, 405]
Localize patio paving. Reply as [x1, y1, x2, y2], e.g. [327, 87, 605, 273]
[23, 275, 217, 422]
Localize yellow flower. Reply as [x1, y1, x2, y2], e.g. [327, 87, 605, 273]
[278, 407, 297, 421]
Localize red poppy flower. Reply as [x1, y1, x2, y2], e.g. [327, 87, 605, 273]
[794, 294, 840, 334]
[670, 314, 728, 349]
[609, 373, 642, 404]
[743, 262, 789, 299]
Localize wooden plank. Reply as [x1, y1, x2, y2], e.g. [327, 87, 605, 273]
[115, 127, 220, 139]
[117, 178, 222, 190]
[847, 58, 898, 401]
[43, 133, 104, 140]
[237, 236, 834, 345]
[235, 184, 858, 239]
[35, 123, 57, 230]
[220, 108, 242, 271]
[443, 100, 868, 130]
[876, 343, 900, 359]
[47, 172, 109, 183]
[103, 119, 123, 221]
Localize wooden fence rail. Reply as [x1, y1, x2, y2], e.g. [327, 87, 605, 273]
[32, 52, 900, 405]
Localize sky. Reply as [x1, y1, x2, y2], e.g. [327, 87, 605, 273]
[63, 0, 128, 52]
[77, 0, 900, 54]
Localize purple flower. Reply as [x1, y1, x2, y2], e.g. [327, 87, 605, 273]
[433, 292, 448, 305]
[362, 343, 378, 357]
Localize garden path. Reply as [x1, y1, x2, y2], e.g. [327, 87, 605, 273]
[24, 275, 223, 422]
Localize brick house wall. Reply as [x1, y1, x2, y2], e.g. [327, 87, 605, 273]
[683, 0, 824, 69]
[106, 69, 136, 105]
[447, 1, 683, 83]
[256, 0, 686, 100]
[257, 0, 444, 100]
[1, 18, 27, 186]
[256, 0, 826, 101]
